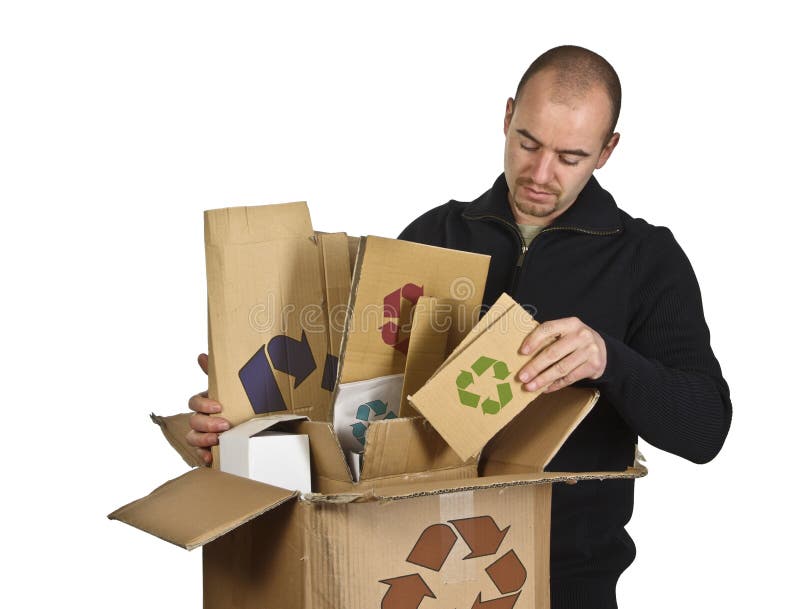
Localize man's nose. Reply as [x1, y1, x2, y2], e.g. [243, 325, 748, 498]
[530, 152, 555, 185]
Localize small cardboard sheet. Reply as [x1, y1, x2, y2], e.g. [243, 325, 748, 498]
[204, 202, 336, 426]
[409, 296, 543, 461]
[337, 236, 490, 385]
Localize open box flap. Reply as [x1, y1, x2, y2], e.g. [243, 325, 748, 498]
[481, 387, 600, 474]
[360, 416, 474, 480]
[108, 468, 298, 551]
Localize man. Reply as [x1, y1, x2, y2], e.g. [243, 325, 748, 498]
[188, 46, 731, 608]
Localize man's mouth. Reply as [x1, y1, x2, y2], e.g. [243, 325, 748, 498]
[523, 185, 556, 201]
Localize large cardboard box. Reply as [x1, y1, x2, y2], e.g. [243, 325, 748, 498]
[112, 204, 645, 607]
[110, 388, 644, 609]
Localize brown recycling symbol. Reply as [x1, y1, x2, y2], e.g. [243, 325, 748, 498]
[380, 516, 527, 609]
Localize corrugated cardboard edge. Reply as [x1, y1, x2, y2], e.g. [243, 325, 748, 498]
[304, 464, 647, 504]
[371, 466, 648, 502]
[331, 236, 367, 411]
[150, 412, 205, 468]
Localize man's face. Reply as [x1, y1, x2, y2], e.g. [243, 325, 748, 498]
[503, 69, 619, 225]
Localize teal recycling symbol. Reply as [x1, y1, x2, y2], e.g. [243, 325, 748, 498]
[456, 356, 513, 415]
[351, 400, 398, 446]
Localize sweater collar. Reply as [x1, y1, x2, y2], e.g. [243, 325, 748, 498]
[462, 173, 623, 233]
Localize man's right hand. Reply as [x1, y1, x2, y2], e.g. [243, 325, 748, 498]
[187, 353, 231, 466]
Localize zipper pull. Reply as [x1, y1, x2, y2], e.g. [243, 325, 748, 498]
[516, 244, 528, 266]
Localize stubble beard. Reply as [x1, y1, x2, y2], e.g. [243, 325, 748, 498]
[512, 188, 561, 219]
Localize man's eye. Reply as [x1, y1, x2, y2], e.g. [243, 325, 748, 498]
[560, 156, 579, 166]
[520, 143, 539, 152]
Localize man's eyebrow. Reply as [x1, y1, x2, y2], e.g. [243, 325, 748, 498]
[516, 129, 592, 157]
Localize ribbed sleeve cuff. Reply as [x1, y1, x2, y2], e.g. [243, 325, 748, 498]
[550, 578, 618, 609]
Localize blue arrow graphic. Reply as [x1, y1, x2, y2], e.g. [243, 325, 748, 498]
[238, 345, 287, 414]
[267, 331, 316, 388]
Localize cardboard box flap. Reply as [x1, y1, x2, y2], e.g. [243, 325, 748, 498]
[223, 414, 309, 439]
[481, 387, 600, 475]
[363, 465, 647, 502]
[108, 468, 298, 551]
[205, 201, 313, 245]
[150, 412, 204, 468]
[360, 416, 474, 481]
[295, 420, 355, 486]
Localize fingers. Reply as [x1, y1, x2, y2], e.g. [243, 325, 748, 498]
[189, 353, 216, 466]
[189, 412, 230, 434]
[189, 391, 221, 415]
[195, 448, 213, 466]
[522, 348, 587, 392]
[197, 353, 209, 375]
[517, 316, 606, 392]
[518, 331, 583, 386]
[187, 411, 230, 465]
[520, 318, 577, 357]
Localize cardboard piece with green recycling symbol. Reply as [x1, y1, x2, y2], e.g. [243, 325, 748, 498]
[456, 356, 513, 415]
[409, 297, 545, 461]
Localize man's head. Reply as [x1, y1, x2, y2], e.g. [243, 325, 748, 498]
[503, 45, 621, 225]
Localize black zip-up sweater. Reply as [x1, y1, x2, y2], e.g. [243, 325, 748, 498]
[398, 173, 732, 609]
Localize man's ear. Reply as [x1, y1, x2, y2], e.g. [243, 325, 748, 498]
[596, 132, 620, 169]
[504, 98, 514, 136]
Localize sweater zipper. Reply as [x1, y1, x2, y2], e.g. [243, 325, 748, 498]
[465, 214, 621, 296]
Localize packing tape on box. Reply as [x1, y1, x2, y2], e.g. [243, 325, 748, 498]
[439, 491, 478, 584]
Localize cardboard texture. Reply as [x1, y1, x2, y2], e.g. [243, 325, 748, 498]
[113, 387, 646, 609]
[337, 236, 490, 385]
[205, 203, 335, 426]
[399, 296, 451, 417]
[315, 231, 352, 361]
[409, 299, 543, 461]
[150, 412, 204, 468]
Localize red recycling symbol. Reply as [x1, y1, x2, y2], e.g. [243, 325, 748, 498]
[381, 283, 424, 355]
[380, 515, 527, 609]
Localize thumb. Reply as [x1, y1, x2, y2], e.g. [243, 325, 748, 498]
[197, 353, 209, 376]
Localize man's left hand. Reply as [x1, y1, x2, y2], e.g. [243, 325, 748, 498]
[517, 316, 607, 393]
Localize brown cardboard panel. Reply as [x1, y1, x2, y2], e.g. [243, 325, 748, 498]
[346, 235, 361, 277]
[360, 417, 473, 481]
[203, 500, 304, 609]
[317, 232, 352, 361]
[532, 485, 552, 609]
[338, 236, 490, 384]
[314, 464, 479, 497]
[295, 420, 354, 487]
[205, 202, 332, 426]
[108, 468, 298, 550]
[481, 387, 600, 474]
[399, 297, 451, 417]
[150, 412, 204, 468]
[409, 302, 542, 461]
[303, 483, 540, 608]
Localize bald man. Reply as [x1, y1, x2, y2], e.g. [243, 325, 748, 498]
[189, 46, 731, 608]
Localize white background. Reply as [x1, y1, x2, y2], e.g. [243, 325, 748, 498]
[1, 2, 797, 607]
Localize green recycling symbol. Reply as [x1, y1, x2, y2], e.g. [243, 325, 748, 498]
[456, 356, 513, 415]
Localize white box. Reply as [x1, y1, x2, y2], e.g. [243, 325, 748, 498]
[219, 415, 311, 493]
